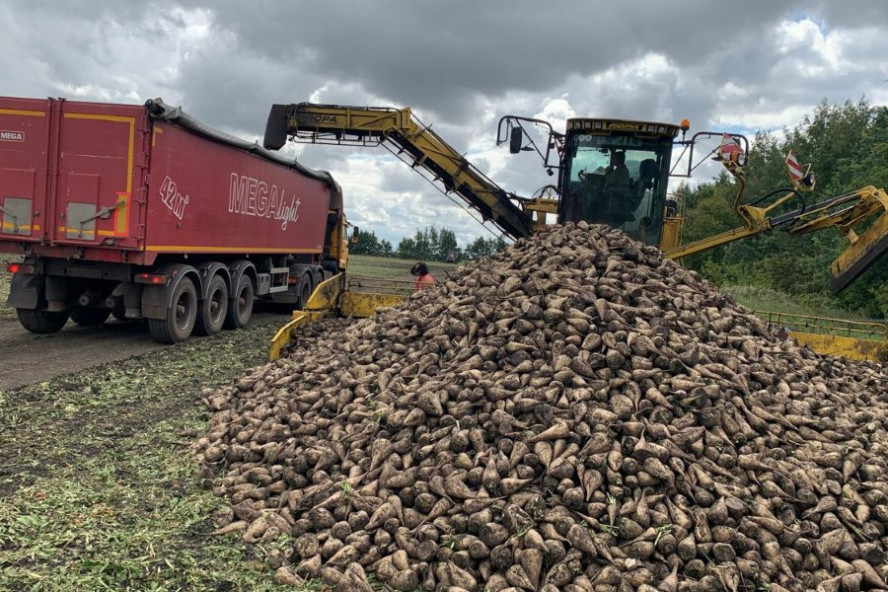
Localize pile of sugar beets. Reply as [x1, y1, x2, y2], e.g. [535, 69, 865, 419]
[195, 222, 888, 592]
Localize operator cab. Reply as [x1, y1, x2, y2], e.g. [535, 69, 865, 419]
[559, 118, 679, 246]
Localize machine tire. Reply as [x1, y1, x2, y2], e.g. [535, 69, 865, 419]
[224, 273, 254, 330]
[111, 307, 128, 322]
[195, 274, 229, 336]
[70, 307, 112, 327]
[147, 277, 197, 344]
[16, 308, 70, 334]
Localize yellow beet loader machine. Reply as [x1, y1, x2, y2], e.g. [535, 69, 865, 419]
[268, 273, 414, 361]
[263, 103, 888, 362]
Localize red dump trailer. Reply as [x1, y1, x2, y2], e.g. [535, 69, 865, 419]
[0, 96, 350, 343]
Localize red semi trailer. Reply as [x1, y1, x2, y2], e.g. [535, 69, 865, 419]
[0, 96, 351, 343]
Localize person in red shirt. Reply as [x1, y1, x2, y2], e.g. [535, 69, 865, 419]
[411, 262, 435, 292]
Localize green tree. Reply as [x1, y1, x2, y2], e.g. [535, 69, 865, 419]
[436, 228, 459, 261]
[397, 236, 417, 260]
[350, 229, 382, 256]
[412, 228, 432, 260]
[465, 236, 506, 259]
[427, 227, 440, 260]
[679, 97, 888, 318]
[396, 225, 467, 261]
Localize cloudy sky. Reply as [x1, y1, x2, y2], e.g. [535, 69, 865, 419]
[5, 1, 888, 247]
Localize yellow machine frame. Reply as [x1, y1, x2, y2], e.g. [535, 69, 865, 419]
[759, 311, 888, 361]
[264, 104, 888, 363]
[269, 273, 409, 361]
[264, 104, 533, 239]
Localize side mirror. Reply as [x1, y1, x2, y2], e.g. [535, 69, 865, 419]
[509, 127, 523, 154]
[350, 226, 360, 244]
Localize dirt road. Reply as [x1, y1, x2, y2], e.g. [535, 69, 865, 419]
[0, 311, 287, 391]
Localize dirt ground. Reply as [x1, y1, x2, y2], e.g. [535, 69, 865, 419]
[0, 311, 284, 391]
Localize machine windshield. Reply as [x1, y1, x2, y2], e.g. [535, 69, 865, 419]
[560, 132, 672, 245]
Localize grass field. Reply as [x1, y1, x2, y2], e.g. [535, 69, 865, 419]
[721, 283, 861, 319]
[345, 255, 463, 296]
[722, 283, 888, 343]
[347, 254, 461, 280]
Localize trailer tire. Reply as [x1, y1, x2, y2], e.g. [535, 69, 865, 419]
[224, 273, 254, 330]
[148, 277, 197, 344]
[70, 307, 112, 327]
[296, 273, 313, 309]
[16, 308, 70, 334]
[195, 274, 229, 336]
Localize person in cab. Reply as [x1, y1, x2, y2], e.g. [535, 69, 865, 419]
[604, 150, 631, 199]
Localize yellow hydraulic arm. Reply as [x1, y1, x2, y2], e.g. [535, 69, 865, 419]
[664, 184, 888, 294]
[264, 103, 534, 240]
[789, 186, 888, 293]
[661, 162, 784, 260]
[663, 223, 772, 260]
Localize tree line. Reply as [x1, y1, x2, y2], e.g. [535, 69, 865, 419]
[350, 225, 507, 262]
[678, 98, 888, 319]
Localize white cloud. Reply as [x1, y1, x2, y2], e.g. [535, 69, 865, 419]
[712, 104, 813, 135]
[777, 18, 845, 76]
[2, 1, 888, 246]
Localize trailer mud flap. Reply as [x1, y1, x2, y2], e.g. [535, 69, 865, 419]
[6, 273, 40, 309]
[141, 284, 170, 320]
[141, 265, 199, 320]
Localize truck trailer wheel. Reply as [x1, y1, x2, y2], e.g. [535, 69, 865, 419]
[296, 273, 313, 309]
[195, 274, 228, 336]
[70, 307, 112, 327]
[148, 277, 197, 344]
[224, 273, 254, 330]
[16, 308, 70, 334]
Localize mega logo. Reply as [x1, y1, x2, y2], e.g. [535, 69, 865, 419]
[0, 130, 24, 142]
[229, 173, 301, 231]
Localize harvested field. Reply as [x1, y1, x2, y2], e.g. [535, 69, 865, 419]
[196, 223, 888, 591]
[0, 314, 300, 591]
